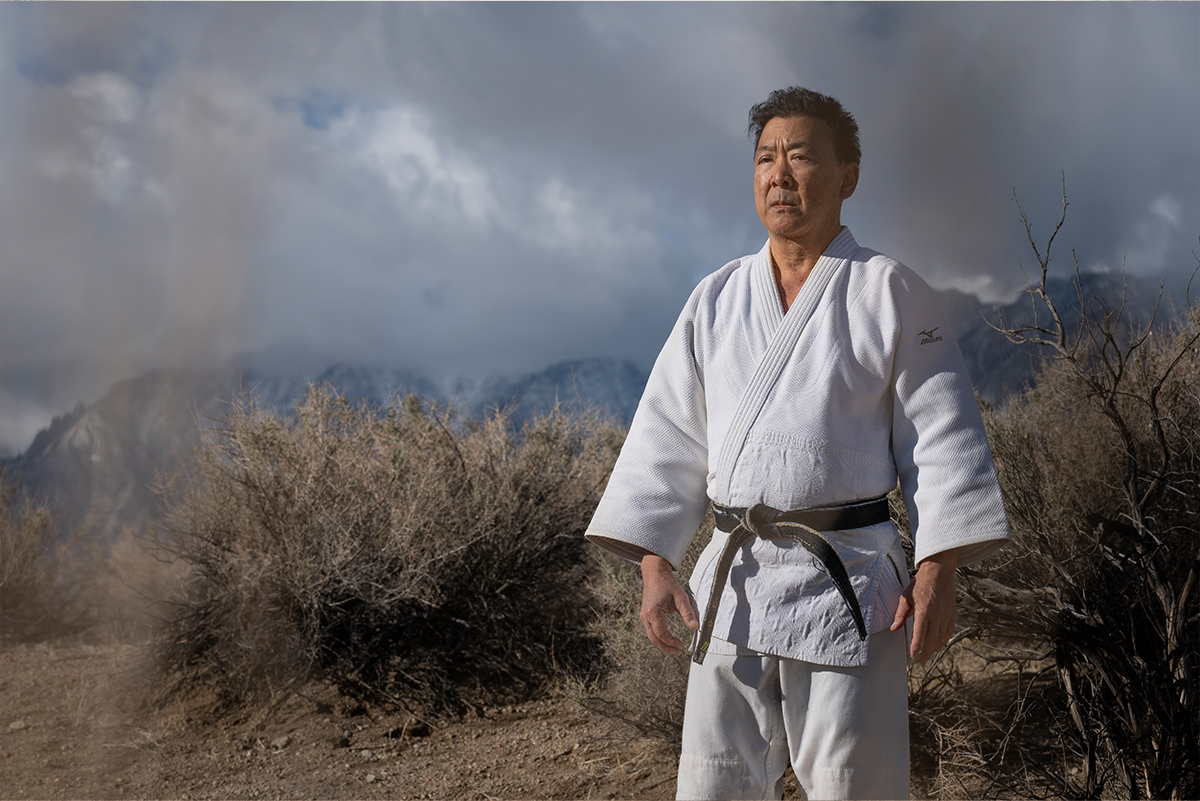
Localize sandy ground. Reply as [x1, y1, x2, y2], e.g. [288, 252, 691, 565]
[0, 640, 699, 800]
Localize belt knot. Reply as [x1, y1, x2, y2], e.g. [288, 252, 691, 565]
[743, 504, 780, 538]
[693, 494, 891, 665]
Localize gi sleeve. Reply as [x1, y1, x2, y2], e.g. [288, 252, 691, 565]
[585, 287, 710, 569]
[887, 264, 1011, 567]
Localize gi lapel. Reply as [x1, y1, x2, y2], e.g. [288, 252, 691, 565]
[715, 228, 858, 501]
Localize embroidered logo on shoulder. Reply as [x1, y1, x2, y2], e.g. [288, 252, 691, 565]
[918, 327, 943, 345]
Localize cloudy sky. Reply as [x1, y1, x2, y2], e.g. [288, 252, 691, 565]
[0, 2, 1197, 455]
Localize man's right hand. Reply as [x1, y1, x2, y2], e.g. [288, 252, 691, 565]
[639, 553, 700, 655]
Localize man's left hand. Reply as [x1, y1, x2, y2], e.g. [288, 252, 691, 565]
[890, 549, 958, 664]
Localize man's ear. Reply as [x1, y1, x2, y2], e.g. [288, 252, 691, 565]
[840, 162, 860, 200]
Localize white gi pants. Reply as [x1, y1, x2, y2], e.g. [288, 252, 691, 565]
[676, 626, 910, 801]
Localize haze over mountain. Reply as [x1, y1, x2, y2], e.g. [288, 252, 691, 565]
[0, 274, 1179, 544]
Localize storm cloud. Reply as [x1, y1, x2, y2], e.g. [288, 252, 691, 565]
[1, 2, 1196, 455]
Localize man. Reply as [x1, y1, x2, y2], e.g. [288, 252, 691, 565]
[585, 87, 1010, 800]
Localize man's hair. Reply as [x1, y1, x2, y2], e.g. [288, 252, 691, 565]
[748, 87, 862, 166]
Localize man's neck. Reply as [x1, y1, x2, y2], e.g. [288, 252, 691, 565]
[768, 225, 843, 313]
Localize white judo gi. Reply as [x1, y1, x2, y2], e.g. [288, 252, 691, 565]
[585, 228, 1010, 799]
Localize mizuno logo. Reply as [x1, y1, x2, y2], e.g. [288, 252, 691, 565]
[919, 327, 943, 345]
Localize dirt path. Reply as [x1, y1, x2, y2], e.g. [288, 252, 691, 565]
[0, 640, 681, 800]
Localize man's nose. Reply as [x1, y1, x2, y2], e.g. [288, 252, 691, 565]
[770, 159, 795, 187]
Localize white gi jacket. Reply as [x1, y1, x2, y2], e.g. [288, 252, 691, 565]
[586, 229, 1010, 666]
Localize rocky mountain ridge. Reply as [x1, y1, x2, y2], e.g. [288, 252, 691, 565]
[1, 357, 648, 541]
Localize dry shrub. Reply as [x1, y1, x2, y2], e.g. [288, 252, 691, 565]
[155, 387, 622, 715]
[0, 473, 90, 641]
[963, 329, 1200, 798]
[954, 195, 1200, 799]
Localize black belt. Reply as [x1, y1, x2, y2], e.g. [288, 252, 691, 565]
[693, 494, 891, 665]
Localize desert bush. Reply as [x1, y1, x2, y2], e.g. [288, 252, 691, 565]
[155, 387, 621, 716]
[0, 471, 169, 643]
[0, 473, 99, 641]
[0, 473, 56, 640]
[955, 194, 1200, 799]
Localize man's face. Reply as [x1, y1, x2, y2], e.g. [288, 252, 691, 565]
[754, 116, 858, 246]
